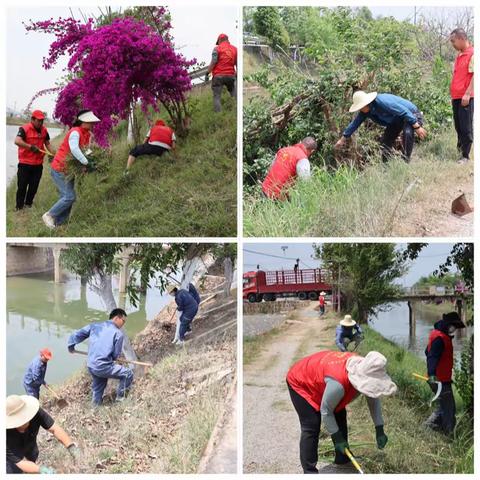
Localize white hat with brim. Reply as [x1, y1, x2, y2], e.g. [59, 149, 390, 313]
[320, 292, 326, 296]
[340, 314, 356, 327]
[346, 351, 397, 398]
[349, 91, 378, 113]
[78, 111, 101, 123]
[6, 395, 40, 429]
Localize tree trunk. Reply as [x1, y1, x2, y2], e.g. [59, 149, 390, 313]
[223, 257, 233, 298]
[88, 271, 138, 361]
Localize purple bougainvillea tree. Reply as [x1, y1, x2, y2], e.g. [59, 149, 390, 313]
[25, 7, 195, 146]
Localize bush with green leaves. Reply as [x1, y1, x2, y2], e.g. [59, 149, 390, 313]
[244, 7, 455, 187]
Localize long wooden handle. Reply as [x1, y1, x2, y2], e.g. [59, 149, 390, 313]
[44, 384, 60, 399]
[412, 373, 429, 381]
[345, 448, 364, 474]
[72, 350, 152, 367]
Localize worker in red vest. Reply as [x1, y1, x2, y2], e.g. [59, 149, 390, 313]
[287, 351, 396, 473]
[42, 110, 100, 229]
[424, 312, 465, 434]
[262, 137, 317, 200]
[207, 33, 237, 112]
[319, 292, 326, 316]
[449, 28, 474, 164]
[125, 119, 176, 173]
[14, 110, 56, 211]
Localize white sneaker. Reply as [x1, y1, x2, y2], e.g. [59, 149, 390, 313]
[457, 157, 469, 164]
[175, 340, 185, 346]
[42, 212, 56, 229]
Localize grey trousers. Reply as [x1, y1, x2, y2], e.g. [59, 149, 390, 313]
[212, 75, 236, 112]
[424, 382, 456, 434]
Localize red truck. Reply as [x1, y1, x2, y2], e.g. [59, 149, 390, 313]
[243, 268, 333, 303]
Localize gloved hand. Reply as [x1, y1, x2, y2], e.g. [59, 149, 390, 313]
[331, 430, 349, 455]
[427, 375, 439, 393]
[375, 425, 388, 449]
[30, 145, 40, 153]
[67, 443, 80, 462]
[68, 346, 75, 353]
[39, 465, 56, 474]
[204, 73, 209, 83]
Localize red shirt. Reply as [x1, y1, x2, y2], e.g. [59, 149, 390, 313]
[319, 296, 325, 307]
[262, 143, 309, 200]
[451, 46, 474, 99]
[287, 351, 358, 411]
[212, 42, 237, 77]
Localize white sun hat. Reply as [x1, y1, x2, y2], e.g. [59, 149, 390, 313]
[78, 111, 101, 123]
[346, 351, 397, 398]
[320, 291, 326, 296]
[349, 91, 378, 113]
[6, 395, 40, 429]
[340, 314, 356, 327]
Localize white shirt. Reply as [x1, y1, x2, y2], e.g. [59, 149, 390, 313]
[296, 158, 311, 179]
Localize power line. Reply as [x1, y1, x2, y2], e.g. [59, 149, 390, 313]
[243, 248, 316, 269]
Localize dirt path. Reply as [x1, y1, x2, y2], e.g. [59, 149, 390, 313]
[394, 159, 473, 237]
[243, 304, 353, 474]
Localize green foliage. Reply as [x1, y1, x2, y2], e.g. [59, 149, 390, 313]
[316, 243, 406, 322]
[252, 7, 290, 50]
[414, 272, 462, 289]
[7, 88, 236, 237]
[244, 7, 455, 186]
[60, 244, 123, 277]
[454, 334, 474, 418]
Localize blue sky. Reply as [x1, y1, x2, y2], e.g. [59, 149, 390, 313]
[243, 243, 458, 287]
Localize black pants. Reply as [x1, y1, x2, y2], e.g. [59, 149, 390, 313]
[16, 164, 43, 209]
[425, 382, 456, 434]
[212, 75, 236, 112]
[381, 111, 424, 163]
[288, 382, 349, 473]
[129, 143, 167, 158]
[452, 98, 474, 159]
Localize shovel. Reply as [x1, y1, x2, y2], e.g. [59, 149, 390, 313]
[412, 373, 442, 405]
[44, 384, 68, 409]
[345, 448, 364, 474]
[72, 350, 153, 367]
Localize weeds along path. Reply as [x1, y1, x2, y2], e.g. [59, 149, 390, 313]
[37, 279, 237, 474]
[243, 304, 346, 474]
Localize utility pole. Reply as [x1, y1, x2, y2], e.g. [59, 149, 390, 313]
[337, 264, 342, 313]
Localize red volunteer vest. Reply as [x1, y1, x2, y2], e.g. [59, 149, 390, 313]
[287, 351, 359, 412]
[319, 296, 325, 307]
[149, 125, 174, 148]
[51, 127, 91, 173]
[426, 330, 453, 382]
[18, 123, 49, 166]
[262, 143, 309, 200]
[451, 46, 474, 99]
[212, 42, 237, 77]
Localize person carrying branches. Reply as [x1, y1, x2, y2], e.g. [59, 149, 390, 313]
[336, 91, 427, 163]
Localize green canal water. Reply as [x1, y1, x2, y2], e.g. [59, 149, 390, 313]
[369, 301, 472, 363]
[7, 272, 172, 395]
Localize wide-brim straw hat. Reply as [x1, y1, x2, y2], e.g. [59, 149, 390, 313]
[6, 395, 40, 429]
[346, 351, 397, 398]
[78, 111, 101, 123]
[340, 314, 356, 327]
[349, 91, 378, 113]
[320, 292, 326, 296]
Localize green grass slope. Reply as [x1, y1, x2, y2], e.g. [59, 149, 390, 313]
[7, 87, 237, 237]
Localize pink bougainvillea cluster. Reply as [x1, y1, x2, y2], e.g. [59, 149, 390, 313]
[25, 9, 195, 146]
